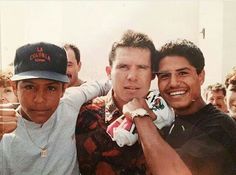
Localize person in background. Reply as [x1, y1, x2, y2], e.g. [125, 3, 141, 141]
[75, 30, 174, 175]
[0, 66, 18, 104]
[204, 82, 228, 113]
[64, 43, 85, 87]
[0, 42, 109, 175]
[123, 39, 236, 175]
[225, 66, 236, 120]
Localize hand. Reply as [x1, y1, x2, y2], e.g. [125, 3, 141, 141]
[0, 108, 18, 138]
[123, 98, 147, 114]
[0, 103, 20, 109]
[123, 98, 157, 121]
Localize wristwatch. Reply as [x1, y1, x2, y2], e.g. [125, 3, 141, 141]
[129, 108, 150, 120]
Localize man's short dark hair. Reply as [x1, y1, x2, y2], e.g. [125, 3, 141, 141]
[204, 83, 226, 99]
[157, 39, 205, 74]
[225, 66, 236, 88]
[64, 44, 81, 63]
[109, 30, 156, 72]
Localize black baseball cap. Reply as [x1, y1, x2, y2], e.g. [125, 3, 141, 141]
[11, 42, 69, 83]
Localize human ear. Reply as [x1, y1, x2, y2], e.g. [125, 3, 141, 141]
[77, 61, 82, 72]
[106, 66, 112, 80]
[199, 69, 205, 85]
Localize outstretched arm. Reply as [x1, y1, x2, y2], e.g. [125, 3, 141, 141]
[123, 98, 192, 175]
[63, 79, 111, 109]
[135, 116, 191, 175]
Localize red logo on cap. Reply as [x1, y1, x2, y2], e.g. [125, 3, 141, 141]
[30, 47, 51, 62]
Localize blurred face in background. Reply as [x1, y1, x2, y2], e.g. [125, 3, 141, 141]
[66, 48, 81, 87]
[0, 85, 18, 104]
[205, 90, 228, 113]
[226, 84, 236, 118]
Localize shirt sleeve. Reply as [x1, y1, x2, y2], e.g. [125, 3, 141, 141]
[61, 79, 111, 110]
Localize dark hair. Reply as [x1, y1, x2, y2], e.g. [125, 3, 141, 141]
[64, 44, 81, 63]
[109, 30, 156, 72]
[157, 39, 205, 74]
[225, 66, 236, 88]
[204, 83, 226, 99]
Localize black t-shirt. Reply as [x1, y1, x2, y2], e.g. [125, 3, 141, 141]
[161, 104, 236, 175]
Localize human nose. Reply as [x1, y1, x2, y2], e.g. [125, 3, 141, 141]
[33, 89, 45, 103]
[211, 99, 217, 105]
[127, 69, 138, 81]
[169, 74, 179, 87]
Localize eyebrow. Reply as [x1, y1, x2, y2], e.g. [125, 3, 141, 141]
[157, 67, 191, 74]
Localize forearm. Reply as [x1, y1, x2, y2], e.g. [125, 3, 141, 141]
[134, 117, 192, 175]
[64, 79, 111, 104]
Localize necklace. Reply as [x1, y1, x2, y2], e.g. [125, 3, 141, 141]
[22, 119, 50, 158]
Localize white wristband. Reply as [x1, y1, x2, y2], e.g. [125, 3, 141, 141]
[129, 108, 150, 120]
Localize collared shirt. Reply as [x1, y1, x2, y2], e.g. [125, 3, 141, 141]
[76, 90, 174, 175]
[76, 90, 148, 175]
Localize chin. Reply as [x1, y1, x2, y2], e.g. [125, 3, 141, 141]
[170, 101, 190, 110]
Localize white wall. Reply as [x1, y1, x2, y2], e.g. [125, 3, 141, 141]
[223, 0, 236, 79]
[198, 0, 224, 87]
[1, 0, 235, 89]
[0, 1, 198, 81]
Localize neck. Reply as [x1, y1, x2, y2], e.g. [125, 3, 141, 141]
[174, 97, 206, 116]
[72, 79, 85, 87]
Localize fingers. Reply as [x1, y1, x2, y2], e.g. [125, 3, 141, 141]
[0, 121, 17, 134]
[0, 108, 17, 136]
[0, 108, 17, 117]
[0, 103, 20, 109]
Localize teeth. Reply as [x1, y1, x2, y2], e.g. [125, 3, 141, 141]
[170, 91, 185, 96]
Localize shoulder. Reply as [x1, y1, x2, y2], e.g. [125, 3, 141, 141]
[202, 105, 236, 128]
[80, 96, 106, 113]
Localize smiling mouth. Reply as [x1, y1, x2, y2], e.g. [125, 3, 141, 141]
[169, 91, 186, 96]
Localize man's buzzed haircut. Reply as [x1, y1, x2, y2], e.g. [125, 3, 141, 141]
[109, 30, 156, 72]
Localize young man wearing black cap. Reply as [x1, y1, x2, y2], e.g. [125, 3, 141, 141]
[0, 42, 109, 175]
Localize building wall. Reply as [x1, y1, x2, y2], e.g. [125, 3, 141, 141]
[1, 1, 235, 89]
[223, 0, 236, 79]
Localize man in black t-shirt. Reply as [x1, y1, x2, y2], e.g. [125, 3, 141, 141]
[123, 39, 236, 175]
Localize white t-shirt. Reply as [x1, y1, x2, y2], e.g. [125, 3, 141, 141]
[0, 80, 110, 175]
